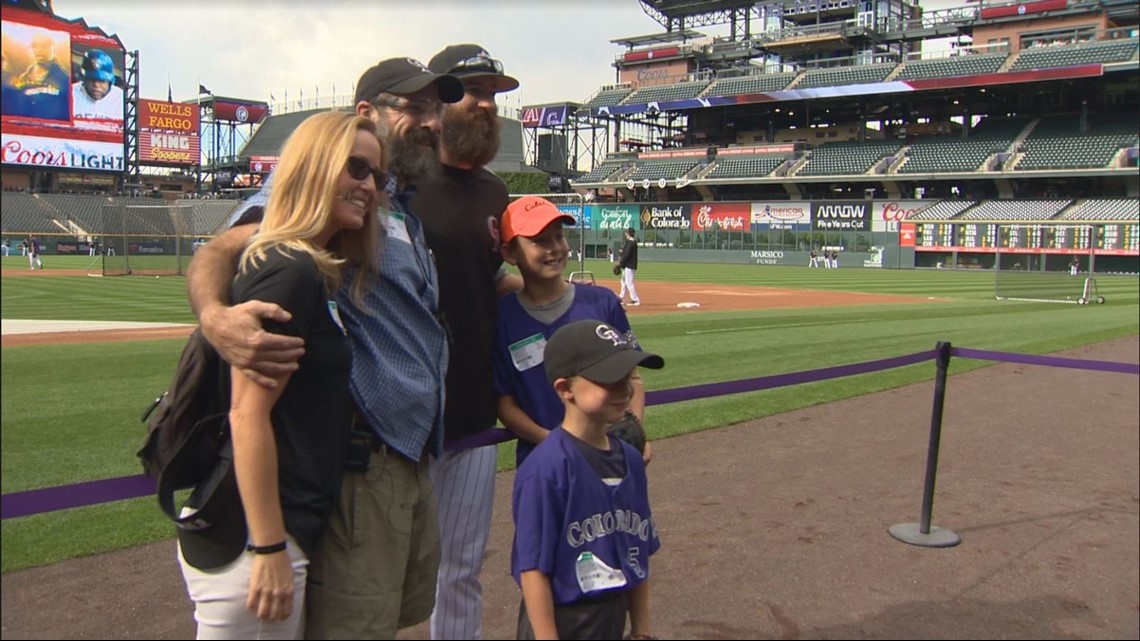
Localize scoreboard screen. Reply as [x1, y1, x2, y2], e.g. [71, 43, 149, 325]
[916, 223, 954, 248]
[959, 223, 997, 249]
[910, 223, 1136, 255]
[1098, 224, 1140, 254]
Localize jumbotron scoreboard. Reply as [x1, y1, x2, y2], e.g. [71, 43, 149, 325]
[915, 223, 1139, 255]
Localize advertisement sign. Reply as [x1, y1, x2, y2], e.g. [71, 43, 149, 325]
[812, 201, 872, 231]
[520, 104, 569, 128]
[138, 99, 200, 166]
[622, 47, 681, 63]
[57, 172, 115, 188]
[249, 155, 278, 174]
[618, 59, 690, 88]
[556, 204, 591, 230]
[212, 100, 268, 124]
[592, 204, 637, 230]
[719, 144, 795, 156]
[750, 201, 810, 230]
[692, 202, 750, 232]
[1, 133, 122, 170]
[899, 223, 916, 247]
[871, 200, 927, 232]
[1, 8, 126, 172]
[638, 148, 706, 160]
[980, 0, 1067, 20]
[639, 203, 690, 230]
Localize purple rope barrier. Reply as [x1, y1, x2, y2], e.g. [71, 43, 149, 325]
[950, 347, 1140, 375]
[5, 345, 1136, 520]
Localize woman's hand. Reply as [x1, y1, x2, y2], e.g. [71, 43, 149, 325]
[246, 550, 294, 621]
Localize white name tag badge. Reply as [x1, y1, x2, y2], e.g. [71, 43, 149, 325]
[383, 210, 412, 245]
[508, 333, 546, 372]
[575, 551, 627, 593]
[327, 300, 346, 335]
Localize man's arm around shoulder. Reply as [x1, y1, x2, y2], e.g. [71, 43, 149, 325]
[187, 224, 304, 388]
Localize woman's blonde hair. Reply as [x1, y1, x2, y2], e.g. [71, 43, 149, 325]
[239, 111, 385, 306]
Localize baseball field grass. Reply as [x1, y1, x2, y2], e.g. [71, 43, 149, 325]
[2, 255, 1137, 572]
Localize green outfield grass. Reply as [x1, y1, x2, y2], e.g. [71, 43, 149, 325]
[2, 260, 1137, 572]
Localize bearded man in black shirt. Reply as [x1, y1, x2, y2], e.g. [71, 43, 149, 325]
[413, 44, 523, 641]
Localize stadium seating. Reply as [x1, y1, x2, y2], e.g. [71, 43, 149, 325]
[703, 72, 798, 97]
[0, 192, 63, 234]
[1057, 199, 1140, 221]
[704, 156, 786, 179]
[1009, 40, 1140, 72]
[577, 162, 628, 183]
[908, 200, 978, 220]
[580, 86, 633, 110]
[794, 63, 896, 89]
[1016, 115, 1138, 170]
[0, 193, 240, 237]
[241, 108, 329, 158]
[796, 140, 899, 176]
[625, 161, 699, 181]
[623, 81, 710, 105]
[895, 54, 1006, 81]
[899, 118, 1028, 174]
[956, 200, 1072, 220]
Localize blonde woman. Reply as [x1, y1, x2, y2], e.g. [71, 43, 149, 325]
[177, 111, 385, 639]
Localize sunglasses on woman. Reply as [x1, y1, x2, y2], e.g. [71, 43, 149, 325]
[345, 156, 389, 190]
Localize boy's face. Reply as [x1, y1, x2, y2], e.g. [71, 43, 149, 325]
[502, 220, 569, 281]
[558, 371, 634, 425]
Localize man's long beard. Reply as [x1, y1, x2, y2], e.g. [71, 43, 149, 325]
[386, 127, 441, 185]
[442, 105, 501, 168]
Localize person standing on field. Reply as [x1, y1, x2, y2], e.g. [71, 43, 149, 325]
[617, 227, 640, 307]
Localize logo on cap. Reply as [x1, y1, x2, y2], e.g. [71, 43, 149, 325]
[406, 58, 431, 72]
[596, 324, 630, 347]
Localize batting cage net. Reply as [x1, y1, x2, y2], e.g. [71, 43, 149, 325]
[507, 192, 590, 284]
[92, 202, 208, 277]
[993, 223, 1102, 304]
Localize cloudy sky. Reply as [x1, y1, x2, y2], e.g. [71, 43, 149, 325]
[50, 0, 964, 111]
[50, 0, 662, 110]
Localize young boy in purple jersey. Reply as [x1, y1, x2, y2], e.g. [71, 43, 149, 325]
[493, 196, 654, 468]
[512, 319, 664, 640]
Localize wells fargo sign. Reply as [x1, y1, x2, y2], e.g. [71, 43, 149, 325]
[138, 99, 200, 166]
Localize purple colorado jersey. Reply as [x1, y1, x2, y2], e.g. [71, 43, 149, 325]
[511, 428, 660, 606]
[492, 283, 634, 466]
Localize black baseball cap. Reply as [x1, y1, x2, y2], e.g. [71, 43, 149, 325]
[429, 44, 519, 93]
[545, 320, 664, 385]
[157, 418, 248, 570]
[354, 57, 464, 104]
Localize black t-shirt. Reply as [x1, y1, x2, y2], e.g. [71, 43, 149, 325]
[413, 165, 509, 441]
[230, 246, 353, 558]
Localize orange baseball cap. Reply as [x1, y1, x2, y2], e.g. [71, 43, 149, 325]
[501, 196, 576, 244]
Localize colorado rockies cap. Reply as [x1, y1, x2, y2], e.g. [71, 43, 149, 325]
[544, 320, 664, 385]
[501, 196, 576, 244]
[428, 44, 519, 92]
[354, 57, 464, 104]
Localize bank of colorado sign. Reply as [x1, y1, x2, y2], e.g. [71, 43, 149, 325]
[812, 201, 871, 231]
[640, 204, 690, 229]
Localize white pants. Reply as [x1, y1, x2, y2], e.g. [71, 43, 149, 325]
[178, 535, 309, 640]
[28, 253, 40, 269]
[429, 445, 497, 640]
[618, 267, 639, 303]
